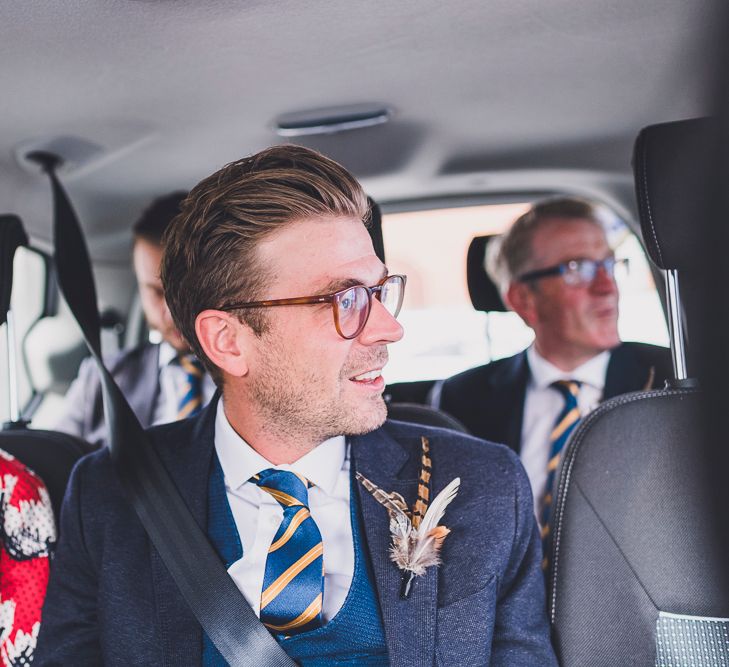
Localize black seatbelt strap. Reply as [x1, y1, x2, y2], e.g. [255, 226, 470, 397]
[33, 152, 296, 667]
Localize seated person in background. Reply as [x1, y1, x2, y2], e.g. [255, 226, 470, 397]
[0, 449, 55, 666]
[437, 197, 671, 527]
[55, 192, 215, 446]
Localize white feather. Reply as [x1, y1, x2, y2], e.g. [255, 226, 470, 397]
[417, 477, 460, 536]
[409, 477, 460, 566]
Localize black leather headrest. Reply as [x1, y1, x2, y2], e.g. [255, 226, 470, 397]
[387, 402, 469, 434]
[467, 235, 507, 312]
[633, 117, 718, 271]
[0, 215, 29, 326]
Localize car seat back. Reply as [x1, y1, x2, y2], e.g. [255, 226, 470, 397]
[549, 117, 729, 666]
[1, 214, 96, 518]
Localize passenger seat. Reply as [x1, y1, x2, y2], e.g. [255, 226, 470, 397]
[428, 234, 507, 408]
[547, 117, 729, 666]
[1, 213, 96, 518]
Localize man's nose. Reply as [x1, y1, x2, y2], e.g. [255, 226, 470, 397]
[590, 264, 618, 294]
[357, 298, 404, 345]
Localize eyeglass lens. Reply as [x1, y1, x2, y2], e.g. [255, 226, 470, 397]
[564, 258, 623, 285]
[333, 275, 405, 339]
[379, 276, 405, 317]
[335, 285, 371, 338]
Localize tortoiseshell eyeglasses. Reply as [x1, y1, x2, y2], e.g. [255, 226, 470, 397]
[220, 274, 407, 339]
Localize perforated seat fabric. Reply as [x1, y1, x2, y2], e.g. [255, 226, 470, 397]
[548, 388, 729, 666]
[655, 612, 729, 666]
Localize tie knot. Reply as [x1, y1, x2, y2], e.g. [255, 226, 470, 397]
[254, 469, 312, 509]
[178, 354, 204, 379]
[551, 379, 581, 402]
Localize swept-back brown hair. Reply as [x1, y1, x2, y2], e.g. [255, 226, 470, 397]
[161, 145, 369, 385]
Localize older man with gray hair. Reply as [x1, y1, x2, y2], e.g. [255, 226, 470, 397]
[438, 197, 671, 528]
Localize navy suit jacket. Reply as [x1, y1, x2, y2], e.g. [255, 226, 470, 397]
[35, 398, 557, 666]
[438, 342, 672, 453]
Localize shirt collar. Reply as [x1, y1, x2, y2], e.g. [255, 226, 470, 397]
[526, 344, 610, 392]
[214, 398, 347, 496]
[157, 341, 178, 368]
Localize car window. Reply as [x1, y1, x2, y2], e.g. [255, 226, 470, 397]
[381, 202, 669, 384]
[0, 247, 48, 423]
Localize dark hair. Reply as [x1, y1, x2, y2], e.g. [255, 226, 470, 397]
[489, 196, 605, 292]
[132, 191, 188, 245]
[161, 145, 369, 386]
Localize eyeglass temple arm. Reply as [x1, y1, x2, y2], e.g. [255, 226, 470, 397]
[518, 266, 563, 282]
[221, 295, 331, 310]
[218, 275, 404, 311]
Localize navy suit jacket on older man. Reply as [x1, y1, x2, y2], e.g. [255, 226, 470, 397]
[35, 397, 557, 666]
[438, 342, 672, 454]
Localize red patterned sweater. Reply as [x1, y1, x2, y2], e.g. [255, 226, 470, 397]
[0, 450, 55, 666]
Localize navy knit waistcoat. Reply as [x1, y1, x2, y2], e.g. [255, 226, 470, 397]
[203, 456, 389, 666]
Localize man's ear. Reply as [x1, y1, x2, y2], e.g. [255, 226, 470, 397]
[195, 310, 251, 378]
[505, 281, 537, 328]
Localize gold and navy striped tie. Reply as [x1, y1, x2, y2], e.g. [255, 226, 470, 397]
[540, 379, 581, 569]
[254, 469, 324, 636]
[176, 354, 205, 420]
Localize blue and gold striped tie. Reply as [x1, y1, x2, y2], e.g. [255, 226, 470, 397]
[177, 354, 205, 420]
[254, 469, 324, 636]
[540, 379, 581, 567]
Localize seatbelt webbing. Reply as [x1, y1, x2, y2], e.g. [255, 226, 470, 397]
[44, 161, 297, 667]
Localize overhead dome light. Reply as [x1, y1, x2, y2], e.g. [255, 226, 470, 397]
[274, 104, 392, 137]
[15, 136, 105, 175]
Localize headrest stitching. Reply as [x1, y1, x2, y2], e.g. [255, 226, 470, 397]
[640, 137, 665, 268]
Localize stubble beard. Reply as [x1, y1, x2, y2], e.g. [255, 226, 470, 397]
[249, 340, 389, 450]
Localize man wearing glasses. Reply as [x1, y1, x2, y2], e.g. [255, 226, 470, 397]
[37, 146, 557, 666]
[437, 197, 671, 528]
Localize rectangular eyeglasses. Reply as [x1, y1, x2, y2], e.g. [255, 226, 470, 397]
[518, 257, 628, 287]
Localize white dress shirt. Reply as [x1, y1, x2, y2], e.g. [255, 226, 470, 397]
[214, 399, 354, 622]
[520, 345, 609, 517]
[152, 342, 216, 425]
